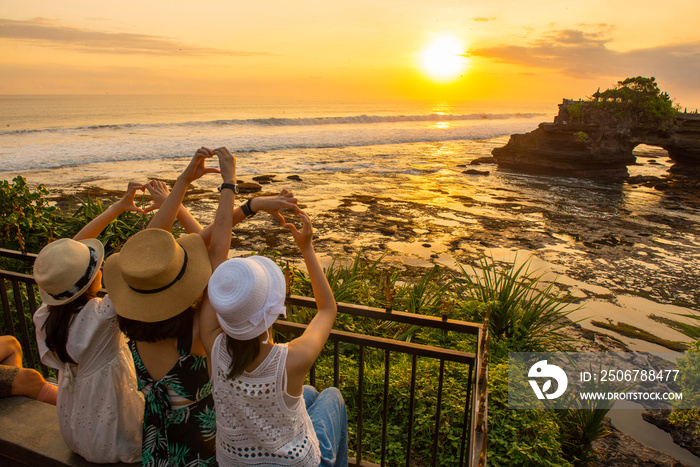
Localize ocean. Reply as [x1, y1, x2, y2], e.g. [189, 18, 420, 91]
[1, 94, 699, 355]
[0, 94, 551, 173]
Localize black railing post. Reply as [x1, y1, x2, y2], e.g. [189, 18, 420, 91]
[431, 359, 446, 466]
[12, 281, 36, 370]
[356, 345, 365, 464]
[1, 280, 14, 336]
[405, 354, 418, 467]
[459, 363, 475, 467]
[380, 349, 390, 467]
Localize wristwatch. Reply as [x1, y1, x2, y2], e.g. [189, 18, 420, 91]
[241, 199, 257, 218]
[219, 183, 239, 194]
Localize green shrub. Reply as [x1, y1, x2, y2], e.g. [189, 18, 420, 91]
[451, 255, 576, 358]
[0, 176, 65, 259]
[670, 342, 700, 428]
[488, 362, 572, 466]
[571, 76, 680, 132]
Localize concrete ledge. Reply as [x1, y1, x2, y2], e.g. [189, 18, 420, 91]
[0, 396, 137, 467]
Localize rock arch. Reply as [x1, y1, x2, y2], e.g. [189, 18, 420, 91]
[492, 101, 700, 179]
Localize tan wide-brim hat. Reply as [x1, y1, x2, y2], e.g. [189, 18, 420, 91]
[103, 229, 211, 322]
[34, 238, 105, 306]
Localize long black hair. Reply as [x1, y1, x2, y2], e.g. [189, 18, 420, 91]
[42, 293, 95, 364]
[225, 335, 261, 380]
[118, 306, 195, 343]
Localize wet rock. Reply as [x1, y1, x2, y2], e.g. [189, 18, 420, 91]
[627, 175, 663, 186]
[463, 169, 490, 175]
[469, 157, 497, 165]
[642, 410, 700, 457]
[287, 175, 302, 181]
[239, 182, 262, 193]
[252, 175, 276, 184]
[591, 418, 694, 466]
[378, 225, 397, 236]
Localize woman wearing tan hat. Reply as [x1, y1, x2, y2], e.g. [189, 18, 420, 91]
[102, 147, 224, 466]
[199, 158, 348, 465]
[33, 182, 148, 464]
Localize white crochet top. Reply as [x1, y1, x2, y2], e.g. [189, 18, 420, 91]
[211, 333, 321, 466]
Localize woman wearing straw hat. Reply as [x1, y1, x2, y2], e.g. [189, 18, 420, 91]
[106, 147, 300, 466]
[198, 155, 348, 465]
[102, 147, 226, 466]
[33, 182, 148, 464]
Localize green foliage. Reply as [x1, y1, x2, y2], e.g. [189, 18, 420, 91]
[0, 176, 64, 256]
[0, 176, 179, 268]
[664, 310, 700, 433]
[584, 76, 679, 131]
[670, 342, 700, 428]
[452, 255, 576, 359]
[308, 348, 474, 466]
[575, 131, 589, 143]
[63, 195, 169, 256]
[567, 102, 585, 121]
[488, 363, 572, 466]
[651, 312, 700, 341]
[556, 408, 610, 465]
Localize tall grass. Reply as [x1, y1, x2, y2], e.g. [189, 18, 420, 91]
[452, 254, 577, 356]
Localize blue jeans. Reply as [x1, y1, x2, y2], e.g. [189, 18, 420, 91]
[303, 385, 349, 467]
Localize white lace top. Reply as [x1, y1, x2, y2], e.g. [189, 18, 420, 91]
[211, 333, 321, 466]
[33, 296, 144, 463]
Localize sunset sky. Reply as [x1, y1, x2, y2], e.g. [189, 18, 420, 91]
[2, 0, 699, 107]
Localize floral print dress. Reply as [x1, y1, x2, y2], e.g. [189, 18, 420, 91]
[129, 332, 217, 466]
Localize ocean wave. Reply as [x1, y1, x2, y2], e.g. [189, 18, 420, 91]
[0, 112, 543, 136]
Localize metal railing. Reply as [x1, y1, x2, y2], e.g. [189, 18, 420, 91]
[0, 248, 488, 466]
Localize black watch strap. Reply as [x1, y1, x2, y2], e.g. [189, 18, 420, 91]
[219, 183, 239, 194]
[241, 199, 257, 218]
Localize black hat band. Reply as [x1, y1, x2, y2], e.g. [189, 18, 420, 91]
[128, 249, 189, 295]
[48, 247, 100, 301]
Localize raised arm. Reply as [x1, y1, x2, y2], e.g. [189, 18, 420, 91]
[196, 189, 301, 245]
[73, 182, 145, 241]
[147, 147, 219, 231]
[200, 147, 237, 368]
[247, 189, 301, 225]
[143, 179, 203, 234]
[285, 211, 337, 392]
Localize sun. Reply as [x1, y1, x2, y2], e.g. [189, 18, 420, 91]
[419, 36, 468, 83]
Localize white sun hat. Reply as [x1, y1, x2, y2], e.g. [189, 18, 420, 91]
[208, 255, 287, 341]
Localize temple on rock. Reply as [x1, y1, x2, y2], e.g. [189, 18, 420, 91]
[492, 98, 700, 179]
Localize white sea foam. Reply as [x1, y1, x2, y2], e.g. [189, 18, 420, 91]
[0, 111, 543, 172]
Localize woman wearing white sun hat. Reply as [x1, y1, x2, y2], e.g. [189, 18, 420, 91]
[199, 169, 348, 466]
[33, 182, 147, 464]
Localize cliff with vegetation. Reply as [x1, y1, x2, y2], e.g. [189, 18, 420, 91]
[492, 77, 700, 178]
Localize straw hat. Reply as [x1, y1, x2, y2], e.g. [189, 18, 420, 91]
[103, 229, 211, 322]
[208, 256, 287, 341]
[34, 238, 105, 306]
